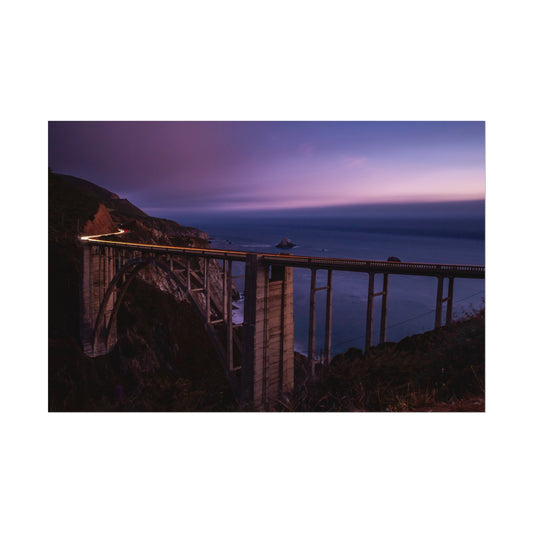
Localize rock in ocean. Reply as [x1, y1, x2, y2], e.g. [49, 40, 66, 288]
[276, 237, 296, 249]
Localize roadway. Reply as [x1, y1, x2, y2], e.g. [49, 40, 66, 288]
[81, 230, 485, 279]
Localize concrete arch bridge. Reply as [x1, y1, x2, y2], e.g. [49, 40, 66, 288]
[80, 231, 484, 408]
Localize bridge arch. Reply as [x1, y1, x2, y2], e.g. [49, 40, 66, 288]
[80, 242, 297, 407]
[92, 257, 194, 356]
[87, 252, 243, 397]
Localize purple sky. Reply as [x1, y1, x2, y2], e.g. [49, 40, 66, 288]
[48, 121, 485, 213]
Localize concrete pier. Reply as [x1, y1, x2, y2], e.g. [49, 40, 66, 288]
[241, 255, 294, 408]
[445, 277, 455, 325]
[364, 272, 390, 351]
[365, 272, 375, 351]
[307, 269, 317, 375]
[226, 260, 234, 370]
[80, 245, 118, 357]
[324, 269, 333, 366]
[435, 277, 455, 328]
[379, 273, 389, 344]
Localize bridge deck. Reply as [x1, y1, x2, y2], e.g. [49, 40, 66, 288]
[81, 231, 485, 403]
[84, 236, 485, 279]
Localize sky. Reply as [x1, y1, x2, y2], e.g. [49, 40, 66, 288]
[48, 121, 485, 214]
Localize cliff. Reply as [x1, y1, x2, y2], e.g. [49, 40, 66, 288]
[54, 172, 209, 246]
[48, 171, 237, 411]
[52, 171, 220, 299]
[83, 203, 117, 235]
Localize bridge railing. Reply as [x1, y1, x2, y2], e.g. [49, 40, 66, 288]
[263, 255, 485, 279]
[84, 237, 484, 278]
[86, 239, 249, 262]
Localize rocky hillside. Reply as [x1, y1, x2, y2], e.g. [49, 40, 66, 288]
[48, 170, 237, 411]
[281, 308, 485, 412]
[55, 172, 210, 247]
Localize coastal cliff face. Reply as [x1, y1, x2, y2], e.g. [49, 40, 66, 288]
[83, 203, 117, 236]
[60, 170, 231, 313]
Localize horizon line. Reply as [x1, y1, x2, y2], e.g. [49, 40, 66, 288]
[140, 197, 485, 215]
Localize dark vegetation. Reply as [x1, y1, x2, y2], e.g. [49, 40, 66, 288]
[282, 309, 484, 412]
[49, 276, 236, 411]
[49, 171, 484, 412]
[49, 171, 101, 240]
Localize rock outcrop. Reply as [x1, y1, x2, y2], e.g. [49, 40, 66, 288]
[276, 237, 296, 249]
[82, 203, 117, 236]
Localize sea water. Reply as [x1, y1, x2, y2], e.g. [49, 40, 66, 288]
[154, 202, 485, 356]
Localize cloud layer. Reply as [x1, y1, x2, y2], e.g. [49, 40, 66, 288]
[48, 121, 485, 213]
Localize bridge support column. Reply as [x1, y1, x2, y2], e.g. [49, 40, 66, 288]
[379, 273, 389, 344]
[106, 247, 118, 349]
[365, 272, 389, 350]
[204, 258, 211, 322]
[445, 278, 454, 325]
[226, 260, 234, 370]
[324, 270, 333, 366]
[242, 255, 294, 408]
[80, 245, 96, 354]
[435, 277, 455, 328]
[435, 276, 444, 328]
[308, 269, 317, 375]
[80, 244, 118, 357]
[222, 259, 228, 322]
[365, 272, 375, 352]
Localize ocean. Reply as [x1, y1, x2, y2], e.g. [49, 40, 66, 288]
[153, 201, 485, 356]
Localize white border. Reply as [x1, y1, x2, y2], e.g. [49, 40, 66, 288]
[3, 2, 531, 532]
